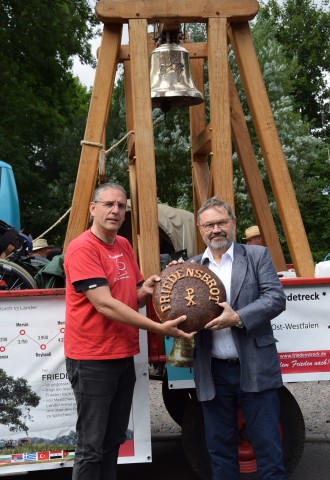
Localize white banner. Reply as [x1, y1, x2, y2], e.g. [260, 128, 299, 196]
[164, 278, 330, 387]
[0, 291, 151, 475]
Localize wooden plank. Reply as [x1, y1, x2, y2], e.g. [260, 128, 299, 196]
[123, 60, 138, 258]
[64, 24, 122, 250]
[189, 57, 208, 253]
[129, 18, 160, 277]
[96, 0, 259, 23]
[208, 17, 234, 206]
[192, 160, 210, 252]
[191, 126, 212, 156]
[192, 161, 210, 206]
[118, 41, 208, 62]
[229, 22, 314, 277]
[229, 69, 287, 271]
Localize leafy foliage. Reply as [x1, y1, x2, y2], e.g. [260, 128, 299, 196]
[233, 8, 330, 259]
[0, 369, 40, 434]
[259, 0, 330, 134]
[0, 0, 97, 243]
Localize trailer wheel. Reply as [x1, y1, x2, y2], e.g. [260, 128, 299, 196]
[181, 386, 305, 479]
[0, 259, 37, 290]
[162, 369, 196, 426]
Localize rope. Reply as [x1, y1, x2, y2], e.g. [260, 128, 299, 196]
[33, 208, 71, 242]
[35, 123, 160, 240]
[103, 130, 134, 158]
[80, 140, 104, 148]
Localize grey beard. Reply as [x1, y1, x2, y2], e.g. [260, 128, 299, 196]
[208, 236, 231, 250]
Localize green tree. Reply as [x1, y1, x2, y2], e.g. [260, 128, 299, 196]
[0, 0, 97, 241]
[233, 10, 330, 260]
[259, 0, 330, 134]
[0, 369, 40, 434]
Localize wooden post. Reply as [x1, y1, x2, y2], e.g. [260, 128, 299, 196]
[64, 24, 122, 250]
[229, 22, 314, 277]
[123, 60, 138, 259]
[229, 69, 287, 271]
[207, 18, 234, 207]
[189, 57, 208, 253]
[129, 19, 160, 278]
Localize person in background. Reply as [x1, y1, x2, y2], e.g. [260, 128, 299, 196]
[64, 182, 194, 480]
[242, 225, 264, 246]
[30, 238, 54, 266]
[190, 197, 286, 479]
[46, 246, 63, 261]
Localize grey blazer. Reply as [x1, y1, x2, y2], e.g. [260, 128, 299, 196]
[192, 243, 286, 401]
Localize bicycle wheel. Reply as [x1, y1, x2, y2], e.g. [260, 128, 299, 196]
[0, 259, 37, 290]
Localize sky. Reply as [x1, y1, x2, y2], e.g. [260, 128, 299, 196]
[72, 25, 128, 88]
[73, 0, 329, 88]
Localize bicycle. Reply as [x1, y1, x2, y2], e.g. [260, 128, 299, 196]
[0, 220, 38, 290]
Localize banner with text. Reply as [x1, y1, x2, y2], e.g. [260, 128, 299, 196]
[165, 280, 330, 386]
[0, 292, 151, 475]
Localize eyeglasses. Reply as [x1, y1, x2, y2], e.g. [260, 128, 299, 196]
[199, 219, 231, 232]
[93, 201, 127, 211]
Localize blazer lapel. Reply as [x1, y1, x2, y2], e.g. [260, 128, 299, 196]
[230, 243, 247, 307]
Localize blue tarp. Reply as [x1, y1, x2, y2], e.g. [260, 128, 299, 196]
[0, 161, 20, 231]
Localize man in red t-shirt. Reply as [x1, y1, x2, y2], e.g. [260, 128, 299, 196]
[64, 182, 193, 480]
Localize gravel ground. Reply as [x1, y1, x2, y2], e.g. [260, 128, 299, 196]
[149, 377, 330, 436]
[285, 381, 330, 435]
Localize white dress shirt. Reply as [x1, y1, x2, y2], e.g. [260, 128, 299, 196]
[201, 243, 239, 359]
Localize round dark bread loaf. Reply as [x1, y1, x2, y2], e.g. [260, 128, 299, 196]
[152, 263, 226, 333]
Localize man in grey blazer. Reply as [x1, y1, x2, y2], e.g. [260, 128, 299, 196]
[191, 197, 286, 479]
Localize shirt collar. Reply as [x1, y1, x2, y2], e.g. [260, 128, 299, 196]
[201, 242, 235, 265]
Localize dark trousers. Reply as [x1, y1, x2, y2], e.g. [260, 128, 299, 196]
[66, 357, 136, 480]
[201, 358, 287, 480]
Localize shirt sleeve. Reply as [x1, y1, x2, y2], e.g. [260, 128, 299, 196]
[66, 246, 108, 284]
[73, 277, 109, 292]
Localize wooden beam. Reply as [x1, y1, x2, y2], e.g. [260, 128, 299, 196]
[129, 18, 160, 277]
[208, 17, 234, 206]
[191, 126, 212, 156]
[96, 0, 259, 23]
[118, 41, 208, 62]
[123, 60, 138, 258]
[229, 22, 314, 277]
[64, 24, 122, 250]
[229, 69, 287, 271]
[189, 57, 208, 253]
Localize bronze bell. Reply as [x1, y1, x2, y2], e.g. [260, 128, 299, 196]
[167, 337, 195, 368]
[150, 42, 204, 113]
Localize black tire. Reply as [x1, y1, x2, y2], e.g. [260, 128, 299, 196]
[181, 386, 305, 480]
[0, 259, 37, 290]
[162, 369, 197, 426]
[279, 385, 306, 475]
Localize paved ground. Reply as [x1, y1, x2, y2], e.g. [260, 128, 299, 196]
[149, 378, 330, 438]
[284, 381, 330, 437]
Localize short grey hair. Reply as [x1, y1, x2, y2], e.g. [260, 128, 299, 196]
[92, 182, 127, 202]
[197, 197, 235, 224]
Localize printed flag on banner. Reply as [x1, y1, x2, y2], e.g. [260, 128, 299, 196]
[49, 450, 63, 459]
[23, 452, 37, 462]
[11, 453, 23, 462]
[37, 451, 50, 461]
[64, 451, 75, 458]
[0, 454, 11, 465]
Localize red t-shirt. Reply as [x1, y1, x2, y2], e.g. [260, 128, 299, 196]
[64, 230, 144, 360]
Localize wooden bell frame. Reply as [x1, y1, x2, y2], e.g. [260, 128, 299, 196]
[64, 0, 314, 278]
